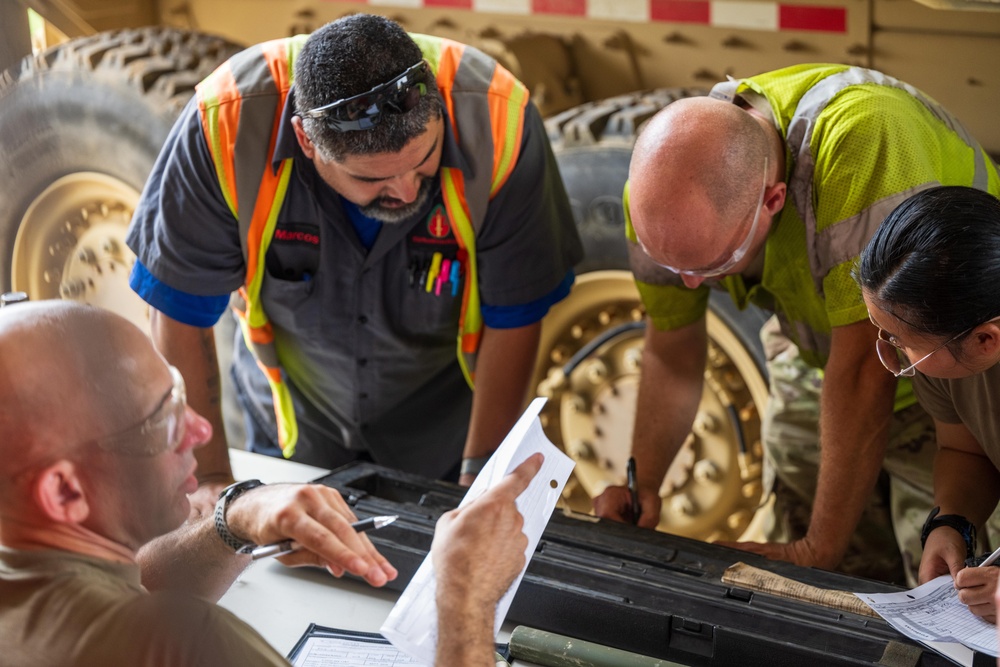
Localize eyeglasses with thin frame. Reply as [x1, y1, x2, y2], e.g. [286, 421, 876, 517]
[640, 157, 769, 278]
[868, 315, 970, 377]
[300, 60, 430, 133]
[96, 365, 188, 456]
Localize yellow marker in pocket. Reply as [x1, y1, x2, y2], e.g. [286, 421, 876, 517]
[425, 252, 443, 293]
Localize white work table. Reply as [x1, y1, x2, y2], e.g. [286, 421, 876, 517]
[219, 449, 544, 665]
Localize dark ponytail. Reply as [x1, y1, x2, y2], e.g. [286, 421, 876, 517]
[857, 186, 1000, 338]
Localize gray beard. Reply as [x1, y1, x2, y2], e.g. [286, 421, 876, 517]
[358, 179, 433, 225]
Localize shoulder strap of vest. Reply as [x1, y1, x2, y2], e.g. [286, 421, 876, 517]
[412, 33, 529, 232]
[196, 35, 307, 326]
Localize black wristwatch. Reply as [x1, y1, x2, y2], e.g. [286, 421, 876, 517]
[920, 506, 977, 560]
[214, 479, 264, 553]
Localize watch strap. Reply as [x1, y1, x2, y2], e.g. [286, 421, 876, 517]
[460, 456, 490, 477]
[920, 506, 977, 560]
[214, 479, 264, 553]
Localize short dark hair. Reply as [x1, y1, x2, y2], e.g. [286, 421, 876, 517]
[857, 186, 1000, 340]
[294, 14, 443, 161]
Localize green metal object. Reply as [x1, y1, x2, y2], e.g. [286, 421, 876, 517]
[508, 626, 689, 667]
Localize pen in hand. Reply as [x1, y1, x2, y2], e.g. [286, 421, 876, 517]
[978, 543, 1000, 567]
[250, 515, 399, 560]
[627, 457, 640, 526]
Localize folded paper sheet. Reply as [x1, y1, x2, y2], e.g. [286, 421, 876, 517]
[380, 397, 575, 665]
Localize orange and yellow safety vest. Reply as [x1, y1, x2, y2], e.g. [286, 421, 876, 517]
[195, 33, 529, 456]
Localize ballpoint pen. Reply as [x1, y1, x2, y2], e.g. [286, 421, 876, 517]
[978, 543, 1000, 567]
[627, 457, 640, 526]
[250, 515, 398, 560]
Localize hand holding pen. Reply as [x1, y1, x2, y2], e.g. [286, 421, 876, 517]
[949, 543, 1000, 623]
[223, 483, 398, 586]
[251, 515, 398, 560]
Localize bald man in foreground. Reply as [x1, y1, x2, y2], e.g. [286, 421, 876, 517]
[595, 65, 1000, 585]
[0, 300, 541, 666]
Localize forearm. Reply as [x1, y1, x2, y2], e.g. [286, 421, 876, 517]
[435, 596, 497, 667]
[934, 447, 1000, 527]
[136, 514, 248, 601]
[631, 318, 706, 491]
[150, 309, 233, 483]
[806, 331, 897, 567]
[463, 323, 541, 460]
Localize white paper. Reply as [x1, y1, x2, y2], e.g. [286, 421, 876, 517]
[380, 397, 575, 664]
[856, 574, 999, 662]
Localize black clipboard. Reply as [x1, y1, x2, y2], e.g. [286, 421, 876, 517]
[287, 624, 512, 664]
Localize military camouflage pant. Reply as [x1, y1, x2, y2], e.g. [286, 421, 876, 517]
[758, 317, 938, 586]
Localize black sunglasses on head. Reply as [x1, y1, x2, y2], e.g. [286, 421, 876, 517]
[300, 60, 430, 132]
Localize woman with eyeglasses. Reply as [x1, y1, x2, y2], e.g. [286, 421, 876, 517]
[858, 185, 1000, 623]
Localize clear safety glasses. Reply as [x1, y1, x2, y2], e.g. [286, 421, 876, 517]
[868, 315, 969, 378]
[300, 60, 430, 132]
[97, 365, 187, 456]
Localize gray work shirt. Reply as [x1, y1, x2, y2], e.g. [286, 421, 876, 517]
[126, 92, 582, 476]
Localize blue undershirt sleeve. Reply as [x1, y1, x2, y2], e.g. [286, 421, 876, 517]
[480, 270, 574, 329]
[129, 260, 231, 328]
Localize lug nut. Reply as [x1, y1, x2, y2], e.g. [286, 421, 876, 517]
[568, 439, 594, 459]
[584, 360, 607, 385]
[694, 459, 721, 483]
[624, 348, 642, 372]
[694, 413, 719, 435]
[671, 494, 697, 516]
[59, 280, 86, 298]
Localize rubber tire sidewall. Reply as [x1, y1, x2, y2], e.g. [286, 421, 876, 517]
[0, 66, 177, 292]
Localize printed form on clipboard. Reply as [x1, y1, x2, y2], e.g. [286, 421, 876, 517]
[856, 574, 999, 666]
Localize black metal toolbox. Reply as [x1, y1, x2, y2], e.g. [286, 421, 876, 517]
[315, 462, 990, 667]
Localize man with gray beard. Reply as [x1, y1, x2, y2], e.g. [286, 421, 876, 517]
[126, 14, 582, 510]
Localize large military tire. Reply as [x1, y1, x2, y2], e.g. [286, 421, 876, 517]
[539, 89, 773, 542]
[0, 27, 242, 328]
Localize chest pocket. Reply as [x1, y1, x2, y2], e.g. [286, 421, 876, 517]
[261, 222, 322, 335]
[265, 222, 321, 281]
[395, 213, 464, 340]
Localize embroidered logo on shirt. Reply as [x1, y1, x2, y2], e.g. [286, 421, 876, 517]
[410, 205, 455, 246]
[427, 205, 451, 239]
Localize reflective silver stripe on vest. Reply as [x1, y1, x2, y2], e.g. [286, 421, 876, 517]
[784, 67, 989, 293]
[226, 43, 282, 245]
[448, 47, 498, 233]
[815, 184, 938, 276]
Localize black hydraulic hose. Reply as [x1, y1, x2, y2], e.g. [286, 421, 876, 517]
[559, 317, 749, 455]
[560, 320, 645, 377]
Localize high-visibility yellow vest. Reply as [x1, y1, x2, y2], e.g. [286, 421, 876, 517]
[195, 34, 529, 456]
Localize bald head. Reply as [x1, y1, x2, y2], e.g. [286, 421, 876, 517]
[0, 302, 164, 491]
[629, 97, 772, 270]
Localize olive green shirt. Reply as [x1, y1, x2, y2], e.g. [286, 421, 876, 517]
[0, 547, 289, 666]
[913, 364, 1000, 469]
